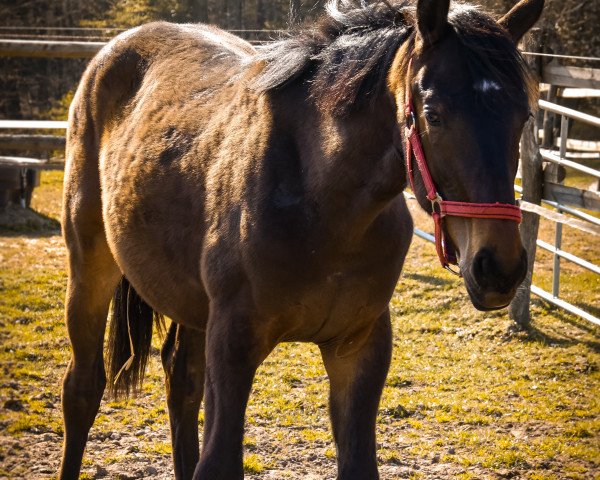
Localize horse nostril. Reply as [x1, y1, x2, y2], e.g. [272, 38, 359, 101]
[471, 248, 528, 294]
[472, 248, 497, 290]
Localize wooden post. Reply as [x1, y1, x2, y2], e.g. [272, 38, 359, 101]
[509, 31, 544, 329]
[541, 85, 558, 148]
[509, 120, 544, 328]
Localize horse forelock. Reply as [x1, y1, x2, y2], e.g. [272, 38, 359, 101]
[447, 4, 538, 109]
[249, 0, 537, 116]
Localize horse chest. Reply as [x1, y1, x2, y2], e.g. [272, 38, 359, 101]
[232, 201, 411, 340]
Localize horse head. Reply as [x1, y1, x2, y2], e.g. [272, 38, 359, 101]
[391, 0, 543, 310]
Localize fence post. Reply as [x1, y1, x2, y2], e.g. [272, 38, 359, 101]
[509, 31, 544, 329]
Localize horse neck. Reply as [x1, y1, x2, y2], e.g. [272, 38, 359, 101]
[291, 90, 405, 235]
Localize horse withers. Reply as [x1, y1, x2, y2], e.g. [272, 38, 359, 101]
[58, 0, 543, 478]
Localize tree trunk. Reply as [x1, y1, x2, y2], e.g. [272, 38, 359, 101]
[256, 0, 265, 29]
[194, 0, 209, 23]
[178, 0, 209, 23]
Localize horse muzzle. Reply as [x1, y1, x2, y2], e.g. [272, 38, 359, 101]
[462, 247, 528, 310]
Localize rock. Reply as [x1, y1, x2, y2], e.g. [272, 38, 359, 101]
[95, 465, 109, 477]
[447, 447, 456, 455]
[4, 399, 25, 411]
[110, 432, 122, 440]
[496, 469, 518, 478]
[144, 466, 159, 476]
[115, 471, 142, 480]
[431, 453, 440, 464]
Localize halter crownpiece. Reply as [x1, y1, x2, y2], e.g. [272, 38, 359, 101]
[403, 58, 522, 276]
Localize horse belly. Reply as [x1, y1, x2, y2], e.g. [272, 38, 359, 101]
[101, 152, 209, 326]
[280, 269, 399, 343]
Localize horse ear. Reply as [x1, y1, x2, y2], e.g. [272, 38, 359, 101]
[498, 0, 544, 43]
[416, 0, 450, 46]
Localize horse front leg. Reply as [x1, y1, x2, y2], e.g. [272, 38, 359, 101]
[161, 323, 206, 480]
[193, 305, 272, 480]
[319, 310, 393, 480]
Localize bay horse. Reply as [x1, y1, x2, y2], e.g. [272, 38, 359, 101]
[58, 0, 543, 478]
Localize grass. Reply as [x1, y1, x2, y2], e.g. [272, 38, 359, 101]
[0, 170, 598, 478]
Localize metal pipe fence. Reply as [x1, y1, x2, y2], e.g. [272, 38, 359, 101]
[530, 99, 600, 325]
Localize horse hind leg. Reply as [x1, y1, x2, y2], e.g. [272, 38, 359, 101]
[161, 323, 206, 480]
[58, 38, 153, 477]
[58, 118, 121, 478]
[59, 220, 120, 479]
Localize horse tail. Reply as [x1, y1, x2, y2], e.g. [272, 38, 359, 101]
[107, 276, 164, 398]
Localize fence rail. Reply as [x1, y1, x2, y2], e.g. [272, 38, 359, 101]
[0, 39, 105, 58]
[0, 120, 68, 129]
[0, 32, 278, 58]
[512, 92, 600, 327]
[0, 134, 65, 151]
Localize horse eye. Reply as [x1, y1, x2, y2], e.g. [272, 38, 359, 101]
[424, 111, 441, 125]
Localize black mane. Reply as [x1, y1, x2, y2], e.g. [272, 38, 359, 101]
[251, 1, 412, 116]
[251, 0, 537, 116]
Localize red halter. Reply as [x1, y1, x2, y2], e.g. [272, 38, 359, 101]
[404, 59, 522, 275]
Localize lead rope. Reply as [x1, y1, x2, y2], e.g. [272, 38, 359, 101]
[113, 285, 136, 386]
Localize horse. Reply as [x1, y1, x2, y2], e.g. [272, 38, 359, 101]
[58, 0, 543, 478]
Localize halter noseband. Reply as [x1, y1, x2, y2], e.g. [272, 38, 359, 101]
[404, 58, 522, 276]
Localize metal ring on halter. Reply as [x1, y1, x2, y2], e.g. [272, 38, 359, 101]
[430, 193, 443, 216]
[406, 110, 416, 128]
[444, 263, 461, 276]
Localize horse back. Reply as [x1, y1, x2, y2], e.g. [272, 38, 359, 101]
[64, 23, 258, 323]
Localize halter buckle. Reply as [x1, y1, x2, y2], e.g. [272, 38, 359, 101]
[430, 193, 443, 216]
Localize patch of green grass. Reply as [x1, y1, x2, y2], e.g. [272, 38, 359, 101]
[299, 428, 330, 443]
[243, 453, 267, 474]
[379, 448, 403, 464]
[142, 441, 172, 456]
[565, 420, 597, 438]
[4, 411, 62, 435]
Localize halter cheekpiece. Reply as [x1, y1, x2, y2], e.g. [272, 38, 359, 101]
[404, 58, 522, 276]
